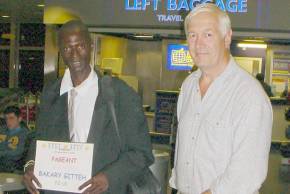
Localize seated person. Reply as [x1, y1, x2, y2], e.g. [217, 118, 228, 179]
[0, 106, 28, 172]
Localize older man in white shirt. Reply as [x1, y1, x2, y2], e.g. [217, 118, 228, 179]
[169, 3, 272, 194]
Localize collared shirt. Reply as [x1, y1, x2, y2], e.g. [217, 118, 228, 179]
[60, 67, 99, 143]
[169, 57, 273, 194]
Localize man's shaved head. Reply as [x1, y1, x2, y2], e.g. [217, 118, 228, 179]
[58, 20, 91, 47]
[57, 20, 93, 86]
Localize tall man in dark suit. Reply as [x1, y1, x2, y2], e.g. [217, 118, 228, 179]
[23, 20, 154, 194]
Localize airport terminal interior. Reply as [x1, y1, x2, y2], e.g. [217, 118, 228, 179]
[0, 0, 289, 193]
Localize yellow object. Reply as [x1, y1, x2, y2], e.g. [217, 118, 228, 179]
[234, 57, 262, 75]
[100, 36, 127, 60]
[1, 33, 15, 40]
[44, 6, 80, 24]
[0, 134, 7, 142]
[102, 58, 123, 75]
[100, 36, 127, 75]
[119, 75, 138, 92]
[8, 136, 19, 150]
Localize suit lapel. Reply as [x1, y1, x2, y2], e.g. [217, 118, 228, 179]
[87, 95, 110, 143]
[49, 83, 70, 142]
[54, 93, 70, 141]
[87, 74, 111, 154]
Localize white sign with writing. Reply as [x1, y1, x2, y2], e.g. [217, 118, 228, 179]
[34, 140, 94, 193]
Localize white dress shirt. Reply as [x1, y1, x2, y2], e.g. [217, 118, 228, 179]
[60, 68, 99, 143]
[169, 57, 273, 194]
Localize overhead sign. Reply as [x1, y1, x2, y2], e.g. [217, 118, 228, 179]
[125, 0, 247, 12]
[125, 0, 248, 23]
[44, 0, 290, 32]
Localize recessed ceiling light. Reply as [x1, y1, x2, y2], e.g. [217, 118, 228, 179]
[37, 4, 45, 7]
[1, 15, 10, 18]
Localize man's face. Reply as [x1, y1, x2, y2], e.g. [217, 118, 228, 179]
[59, 31, 92, 74]
[5, 113, 21, 130]
[187, 12, 231, 70]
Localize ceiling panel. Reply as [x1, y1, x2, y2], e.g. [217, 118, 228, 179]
[0, 0, 44, 23]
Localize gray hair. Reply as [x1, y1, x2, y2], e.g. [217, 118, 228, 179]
[184, 3, 231, 38]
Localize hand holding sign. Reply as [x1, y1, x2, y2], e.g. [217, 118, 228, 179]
[79, 172, 109, 194]
[23, 165, 42, 194]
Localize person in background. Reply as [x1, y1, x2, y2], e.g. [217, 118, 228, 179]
[0, 106, 28, 172]
[256, 73, 274, 97]
[169, 3, 273, 194]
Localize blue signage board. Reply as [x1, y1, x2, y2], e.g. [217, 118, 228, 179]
[167, 44, 193, 71]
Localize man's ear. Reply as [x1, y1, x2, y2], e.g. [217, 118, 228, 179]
[224, 29, 232, 49]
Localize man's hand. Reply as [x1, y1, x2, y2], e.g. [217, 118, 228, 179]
[79, 172, 109, 194]
[202, 189, 212, 194]
[23, 165, 42, 194]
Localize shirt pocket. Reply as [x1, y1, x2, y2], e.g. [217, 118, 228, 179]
[200, 117, 232, 157]
[198, 117, 232, 173]
[204, 116, 229, 137]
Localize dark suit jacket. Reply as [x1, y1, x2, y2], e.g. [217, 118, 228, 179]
[27, 75, 154, 194]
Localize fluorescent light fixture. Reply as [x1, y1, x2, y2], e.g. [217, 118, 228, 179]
[237, 43, 267, 49]
[37, 4, 45, 7]
[1, 15, 10, 18]
[133, 35, 153, 39]
[243, 39, 265, 43]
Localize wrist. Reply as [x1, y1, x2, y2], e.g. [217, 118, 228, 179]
[24, 160, 35, 173]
